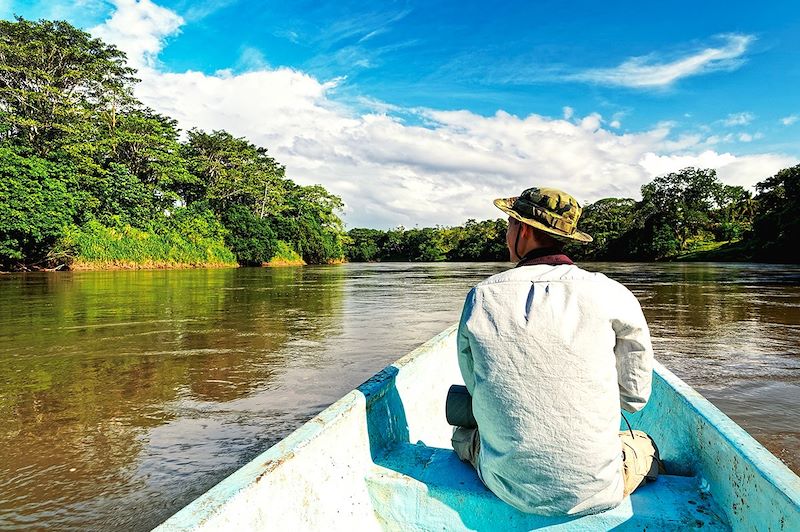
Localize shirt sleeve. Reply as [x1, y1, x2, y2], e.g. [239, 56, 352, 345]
[457, 288, 477, 394]
[610, 283, 654, 413]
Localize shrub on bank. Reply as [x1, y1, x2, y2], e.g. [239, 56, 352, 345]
[267, 240, 305, 265]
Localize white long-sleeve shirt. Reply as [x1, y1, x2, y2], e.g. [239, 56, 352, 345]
[457, 263, 653, 516]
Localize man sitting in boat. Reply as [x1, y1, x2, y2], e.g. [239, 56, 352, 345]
[451, 187, 661, 516]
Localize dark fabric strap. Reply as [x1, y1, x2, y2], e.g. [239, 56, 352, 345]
[516, 247, 574, 267]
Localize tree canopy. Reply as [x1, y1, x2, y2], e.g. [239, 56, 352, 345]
[0, 17, 345, 270]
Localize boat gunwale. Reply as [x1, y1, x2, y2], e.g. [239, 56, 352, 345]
[649, 360, 800, 507]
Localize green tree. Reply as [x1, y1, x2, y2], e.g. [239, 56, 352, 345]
[636, 168, 722, 258]
[711, 185, 753, 241]
[95, 109, 193, 208]
[381, 228, 406, 260]
[0, 147, 76, 268]
[566, 198, 636, 260]
[446, 219, 508, 261]
[0, 18, 347, 270]
[182, 129, 287, 214]
[344, 219, 508, 263]
[220, 205, 277, 265]
[0, 17, 136, 155]
[272, 183, 345, 263]
[403, 227, 446, 261]
[345, 228, 382, 261]
[80, 163, 159, 227]
[751, 165, 800, 262]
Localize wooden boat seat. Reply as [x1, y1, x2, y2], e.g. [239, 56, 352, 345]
[366, 442, 730, 530]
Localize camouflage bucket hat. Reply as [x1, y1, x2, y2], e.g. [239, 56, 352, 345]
[493, 187, 593, 244]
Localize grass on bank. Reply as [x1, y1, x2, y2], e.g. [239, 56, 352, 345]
[263, 240, 306, 266]
[675, 239, 752, 262]
[54, 221, 239, 270]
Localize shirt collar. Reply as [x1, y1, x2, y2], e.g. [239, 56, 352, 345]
[515, 247, 574, 267]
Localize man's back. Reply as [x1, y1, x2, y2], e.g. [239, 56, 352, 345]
[457, 263, 653, 515]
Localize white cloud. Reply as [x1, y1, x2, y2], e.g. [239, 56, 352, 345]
[569, 34, 753, 89]
[781, 115, 798, 126]
[88, 3, 796, 228]
[90, 0, 183, 69]
[722, 112, 754, 126]
[640, 151, 794, 188]
[738, 133, 753, 142]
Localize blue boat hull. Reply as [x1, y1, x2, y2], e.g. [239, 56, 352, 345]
[156, 325, 800, 531]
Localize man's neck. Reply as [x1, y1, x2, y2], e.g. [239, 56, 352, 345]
[515, 247, 573, 267]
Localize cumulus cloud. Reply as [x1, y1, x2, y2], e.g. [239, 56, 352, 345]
[90, 0, 183, 69]
[781, 115, 798, 126]
[88, 3, 795, 228]
[640, 151, 793, 188]
[569, 34, 753, 89]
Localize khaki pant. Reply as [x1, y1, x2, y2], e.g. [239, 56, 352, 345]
[452, 426, 482, 469]
[452, 427, 661, 496]
[620, 429, 662, 495]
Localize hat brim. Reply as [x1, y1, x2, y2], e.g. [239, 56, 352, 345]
[494, 197, 593, 244]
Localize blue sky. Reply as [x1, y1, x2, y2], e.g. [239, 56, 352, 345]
[3, 0, 799, 227]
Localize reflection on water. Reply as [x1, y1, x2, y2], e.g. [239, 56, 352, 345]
[0, 262, 798, 530]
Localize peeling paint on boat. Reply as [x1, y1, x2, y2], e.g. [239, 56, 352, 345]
[155, 325, 800, 531]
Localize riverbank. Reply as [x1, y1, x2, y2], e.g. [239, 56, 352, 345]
[262, 259, 306, 267]
[674, 239, 797, 263]
[0, 229, 318, 272]
[674, 240, 747, 262]
[2, 261, 314, 272]
[5, 241, 796, 273]
[68, 260, 239, 271]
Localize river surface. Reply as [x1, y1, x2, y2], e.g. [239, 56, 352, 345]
[1, 262, 799, 530]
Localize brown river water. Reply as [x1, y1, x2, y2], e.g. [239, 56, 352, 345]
[0, 262, 798, 530]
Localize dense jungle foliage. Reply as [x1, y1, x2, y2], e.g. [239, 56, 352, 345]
[0, 18, 345, 270]
[345, 165, 800, 263]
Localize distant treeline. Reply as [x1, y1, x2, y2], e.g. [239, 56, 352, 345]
[346, 219, 508, 262]
[345, 165, 800, 263]
[0, 18, 345, 270]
